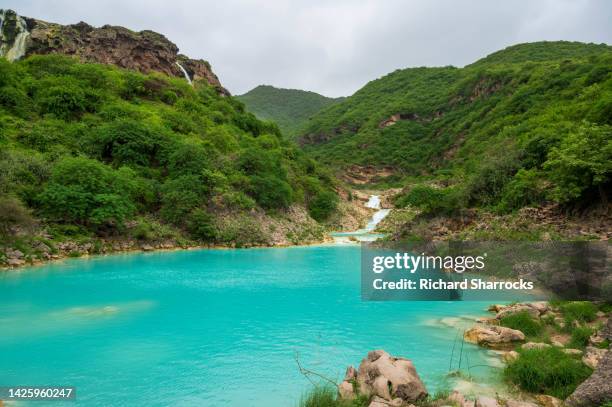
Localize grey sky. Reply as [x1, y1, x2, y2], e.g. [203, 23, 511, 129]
[3, 0, 612, 97]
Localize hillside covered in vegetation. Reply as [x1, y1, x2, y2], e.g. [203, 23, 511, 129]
[237, 85, 343, 139]
[0, 55, 340, 261]
[299, 41, 612, 220]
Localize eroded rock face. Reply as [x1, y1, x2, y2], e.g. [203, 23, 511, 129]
[464, 325, 525, 348]
[338, 350, 427, 403]
[0, 9, 228, 95]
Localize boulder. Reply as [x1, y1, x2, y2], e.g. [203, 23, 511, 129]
[338, 366, 357, 399]
[521, 342, 551, 350]
[505, 401, 538, 407]
[338, 381, 355, 400]
[368, 396, 405, 407]
[582, 346, 607, 369]
[503, 350, 519, 362]
[535, 395, 563, 407]
[355, 350, 427, 403]
[567, 347, 612, 406]
[475, 396, 500, 407]
[464, 325, 525, 348]
[495, 303, 541, 319]
[6, 258, 25, 266]
[562, 348, 583, 357]
[141, 244, 154, 252]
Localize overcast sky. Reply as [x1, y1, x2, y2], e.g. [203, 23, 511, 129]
[3, 0, 612, 97]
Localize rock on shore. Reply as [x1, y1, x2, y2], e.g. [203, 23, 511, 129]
[339, 350, 428, 404]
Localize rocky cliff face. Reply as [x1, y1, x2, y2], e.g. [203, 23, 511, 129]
[0, 9, 229, 95]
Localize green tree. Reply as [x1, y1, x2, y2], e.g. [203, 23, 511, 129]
[38, 157, 135, 227]
[544, 123, 612, 204]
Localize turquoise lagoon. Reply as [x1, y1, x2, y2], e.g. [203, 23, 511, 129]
[1, 245, 504, 406]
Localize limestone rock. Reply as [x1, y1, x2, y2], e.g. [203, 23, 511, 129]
[368, 396, 404, 407]
[464, 325, 525, 347]
[6, 258, 25, 266]
[503, 350, 519, 362]
[495, 303, 543, 319]
[505, 401, 538, 407]
[582, 346, 607, 369]
[141, 244, 154, 252]
[355, 350, 428, 403]
[535, 395, 563, 407]
[567, 347, 612, 406]
[562, 348, 583, 356]
[521, 342, 552, 350]
[475, 396, 500, 407]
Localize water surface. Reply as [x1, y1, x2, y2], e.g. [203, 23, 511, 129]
[1, 245, 501, 406]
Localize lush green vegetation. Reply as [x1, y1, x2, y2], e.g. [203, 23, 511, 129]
[300, 41, 612, 215]
[504, 347, 592, 399]
[0, 55, 338, 248]
[237, 85, 343, 139]
[499, 311, 543, 338]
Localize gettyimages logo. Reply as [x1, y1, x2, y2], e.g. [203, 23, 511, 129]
[361, 241, 610, 301]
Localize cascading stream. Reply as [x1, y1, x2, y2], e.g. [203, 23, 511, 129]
[0, 10, 30, 61]
[175, 61, 193, 86]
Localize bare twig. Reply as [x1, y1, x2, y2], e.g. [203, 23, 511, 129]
[294, 351, 339, 389]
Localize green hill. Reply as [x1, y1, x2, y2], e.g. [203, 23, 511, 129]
[0, 55, 339, 252]
[237, 85, 343, 138]
[300, 41, 612, 214]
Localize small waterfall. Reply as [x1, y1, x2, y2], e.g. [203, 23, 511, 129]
[0, 10, 30, 61]
[331, 194, 391, 243]
[175, 62, 193, 86]
[364, 195, 390, 231]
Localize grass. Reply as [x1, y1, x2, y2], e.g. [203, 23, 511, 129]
[568, 326, 595, 350]
[559, 302, 598, 324]
[499, 311, 544, 338]
[504, 347, 593, 399]
[298, 386, 369, 407]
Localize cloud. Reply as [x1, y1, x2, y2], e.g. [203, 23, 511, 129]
[4, 0, 611, 96]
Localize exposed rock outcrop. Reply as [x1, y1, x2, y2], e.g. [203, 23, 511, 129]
[581, 346, 607, 369]
[338, 350, 428, 404]
[464, 325, 525, 348]
[566, 345, 612, 406]
[494, 302, 548, 319]
[0, 9, 229, 95]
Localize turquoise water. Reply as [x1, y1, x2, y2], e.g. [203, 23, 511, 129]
[1, 245, 503, 406]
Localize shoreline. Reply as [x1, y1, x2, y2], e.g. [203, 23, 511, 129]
[0, 234, 348, 272]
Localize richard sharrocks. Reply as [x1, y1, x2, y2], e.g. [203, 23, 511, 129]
[372, 278, 533, 290]
[420, 278, 534, 290]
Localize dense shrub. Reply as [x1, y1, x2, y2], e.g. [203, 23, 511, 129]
[544, 123, 611, 204]
[160, 175, 210, 225]
[38, 157, 135, 227]
[93, 119, 163, 167]
[0, 195, 35, 236]
[504, 347, 592, 399]
[186, 208, 216, 241]
[248, 175, 293, 209]
[395, 185, 460, 215]
[308, 190, 338, 221]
